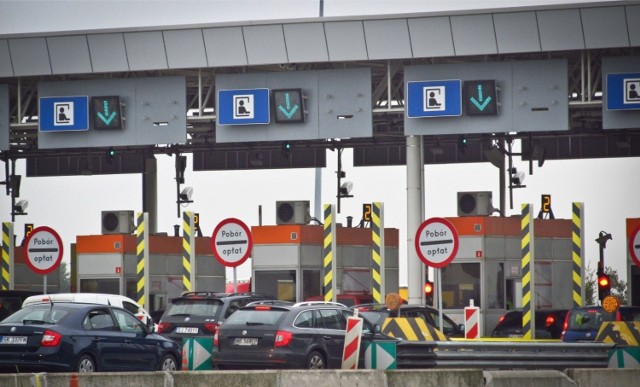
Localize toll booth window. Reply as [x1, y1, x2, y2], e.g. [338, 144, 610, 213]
[302, 270, 321, 301]
[80, 278, 120, 295]
[486, 263, 505, 309]
[342, 268, 371, 293]
[441, 263, 480, 309]
[254, 270, 297, 302]
[534, 262, 553, 308]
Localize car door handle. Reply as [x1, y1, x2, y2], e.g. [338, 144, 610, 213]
[323, 336, 332, 340]
[125, 339, 132, 344]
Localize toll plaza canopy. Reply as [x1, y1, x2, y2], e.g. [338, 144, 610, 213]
[1, 0, 640, 172]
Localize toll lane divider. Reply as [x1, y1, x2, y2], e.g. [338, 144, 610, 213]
[4, 369, 640, 387]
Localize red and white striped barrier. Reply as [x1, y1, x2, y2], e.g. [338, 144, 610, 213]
[464, 300, 480, 340]
[342, 315, 363, 369]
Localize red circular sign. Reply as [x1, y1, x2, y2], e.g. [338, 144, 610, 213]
[415, 217, 459, 268]
[23, 226, 64, 275]
[629, 225, 640, 269]
[211, 218, 252, 267]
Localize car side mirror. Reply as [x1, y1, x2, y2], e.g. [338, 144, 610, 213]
[374, 324, 381, 333]
[458, 323, 464, 331]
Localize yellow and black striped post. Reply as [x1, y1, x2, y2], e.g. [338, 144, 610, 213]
[572, 202, 584, 308]
[371, 202, 385, 303]
[136, 212, 149, 308]
[323, 204, 336, 303]
[521, 203, 536, 340]
[182, 211, 195, 292]
[1, 222, 14, 290]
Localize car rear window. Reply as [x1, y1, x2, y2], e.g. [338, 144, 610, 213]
[359, 310, 389, 326]
[619, 308, 640, 322]
[166, 299, 222, 318]
[224, 309, 287, 326]
[4, 305, 71, 324]
[567, 309, 615, 330]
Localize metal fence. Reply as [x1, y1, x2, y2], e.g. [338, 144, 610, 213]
[396, 341, 614, 370]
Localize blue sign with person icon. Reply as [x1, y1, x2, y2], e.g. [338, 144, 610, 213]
[217, 88, 270, 125]
[39, 96, 89, 132]
[407, 80, 462, 118]
[606, 73, 640, 110]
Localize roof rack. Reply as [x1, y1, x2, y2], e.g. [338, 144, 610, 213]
[246, 300, 294, 307]
[293, 301, 347, 308]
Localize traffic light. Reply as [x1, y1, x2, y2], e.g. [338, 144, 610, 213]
[106, 147, 116, 165]
[597, 274, 611, 301]
[272, 89, 305, 123]
[458, 135, 468, 153]
[175, 155, 187, 184]
[91, 96, 123, 130]
[463, 80, 498, 116]
[424, 280, 434, 305]
[282, 141, 292, 159]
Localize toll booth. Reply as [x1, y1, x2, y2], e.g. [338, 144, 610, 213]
[8, 244, 62, 293]
[627, 218, 640, 306]
[75, 234, 225, 311]
[442, 216, 573, 337]
[251, 225, 399, 302]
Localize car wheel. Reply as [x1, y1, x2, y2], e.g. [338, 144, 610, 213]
[76, 355, 96, 372]
[306, 350, 326, 369]
[159, 354, 178, 371]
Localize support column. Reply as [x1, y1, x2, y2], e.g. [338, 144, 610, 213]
[143, 155, 158, 234]
[407, 135, 424, 305]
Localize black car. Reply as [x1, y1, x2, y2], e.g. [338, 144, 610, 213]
[350, 303, 465, 338]
[491, 309, 568, 339]
[157, 292, 273, 345]
[213, 301, 391, 369]
[0, 302, 181, 373]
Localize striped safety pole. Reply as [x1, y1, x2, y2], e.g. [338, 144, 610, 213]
[572, 202, 585, 308]
[521, 203, 536, 340]
[182, 211, 195, 292]
[371, 202, 385, 303]
[323, 204, 336, 303]
[136, 212, 149, 308]
[1, 222, 14, 290]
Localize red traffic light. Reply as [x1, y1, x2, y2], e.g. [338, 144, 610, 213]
[598, 275, 610, 287]
[424, 281, 434, 296]
[597, 274, 611, 301]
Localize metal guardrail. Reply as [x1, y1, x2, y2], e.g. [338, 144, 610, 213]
[395, 341, 615, 370]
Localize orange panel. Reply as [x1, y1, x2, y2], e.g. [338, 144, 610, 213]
[446, 217, 487, 236]
[76, 235, 126, 254]
[627, 218, 640, 237]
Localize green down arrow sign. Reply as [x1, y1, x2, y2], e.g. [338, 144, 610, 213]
[91, 96, 123, 129]
[463, 80, 498, 116]
[272, 89, 305, 123]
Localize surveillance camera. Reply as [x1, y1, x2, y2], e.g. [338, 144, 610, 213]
[15, 200, 28, 213]
[339, 181, 353, 196]
[179, 187, 193, 202]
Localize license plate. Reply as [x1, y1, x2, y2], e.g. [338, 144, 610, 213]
[0, 336, 27, 345]
[175, 327, 199, 334]
[234, 337, 258, 346]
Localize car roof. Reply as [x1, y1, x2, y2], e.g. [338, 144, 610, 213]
[172, 291, 272, 301]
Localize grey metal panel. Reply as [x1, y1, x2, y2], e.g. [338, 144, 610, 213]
[450, 14, 497, 56]
[0, 40, 13, 77]
[87, 33, 129, 73]
[243, 25, 287, 65]
[9, 38, 51, 76]
[47, 35, 92, 75]
[537, 9, 585, 51]
[324, 21, 368, 62]
[163, 29, 207, 69]
[195, 255, 225, 276]
[512, 59, 569, 132]
[38, 76, 186, 149]
[124, 31, 168, 71]
[602, 56, 640, 130]
[534, 238, 553, 260]
[195, 277, 225, 292]
[364, 19, 412, 60]
[628, 6, 640, 46]
[318, 68, 372, 139]
[300, 245, 322, 267]
[408, 17, 455, 58]
[203, 27, 247, 67]
[581, 7, 629, 49]
[484, 237, 506, 259]
[0, 85, 8, 151]
[552, 239, 572, 261]
[252, 245, 298, 267]
[339, 246, 371, 268]
[552, 261, 573, 309]
[493, 12, 541, 54]
[284, 23, 329, 63]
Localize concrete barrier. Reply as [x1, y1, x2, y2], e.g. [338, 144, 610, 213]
[0, 368, 638, 386]
[484, 370, 576, 387]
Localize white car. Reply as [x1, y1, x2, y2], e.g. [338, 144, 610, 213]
[22, 293, 155, 328]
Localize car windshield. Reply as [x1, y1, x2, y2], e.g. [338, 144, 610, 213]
[166, 299, 222, 318]
[2, 305, 70, 324]
[567, 309, 615, 330]
[224, 309, 287, 326]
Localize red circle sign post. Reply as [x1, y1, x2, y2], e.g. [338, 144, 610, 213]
[629, 225, 640, 269]
[23, 226, 64, 275]
[211, 218, 252, 267]
[415, 217, 459, 268]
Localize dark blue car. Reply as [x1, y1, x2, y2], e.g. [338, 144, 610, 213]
[561, 305, 640, 342]
[0, 302, 181, 373]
